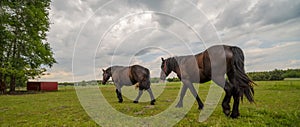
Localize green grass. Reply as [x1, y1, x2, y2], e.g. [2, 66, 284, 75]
[1, 81, 300, 126]
[0, 87, 97, 126]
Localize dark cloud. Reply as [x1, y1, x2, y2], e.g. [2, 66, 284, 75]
[214, 1, 253, 29]
[215, 1, 300, 30]
[253, 1, 300, 25]
[131, 0, 173, 12]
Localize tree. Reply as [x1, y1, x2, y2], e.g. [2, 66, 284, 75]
[282, 69, 300, 78]
[167, 77, 180, 82]
[268, 69, 284, 80]
[0, 0, 56, 93]
[247, 69, 300, 81]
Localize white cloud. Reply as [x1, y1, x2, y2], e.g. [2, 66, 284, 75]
[243, 39, 263, 48]
[244, 41, 300, 71]
[35, 70, 73, 82]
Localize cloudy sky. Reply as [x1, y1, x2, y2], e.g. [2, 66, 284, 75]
[41, 0, 300, 82]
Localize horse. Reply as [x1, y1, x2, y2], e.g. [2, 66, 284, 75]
[160, 45, 255, 118]
[102, 65, 156, 105]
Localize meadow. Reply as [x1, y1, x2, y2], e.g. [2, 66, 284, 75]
[0, 81, 300, 126]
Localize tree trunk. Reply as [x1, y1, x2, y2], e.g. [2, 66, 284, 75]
[9, 24, 18, 93]
[9, 75, 16, 93]
[0, 74, 5, 94]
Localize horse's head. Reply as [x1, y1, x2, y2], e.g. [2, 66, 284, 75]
[102, 69, 111, 85]
[160, 57, 172, 80]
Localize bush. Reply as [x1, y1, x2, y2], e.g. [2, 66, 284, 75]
[167, 77, 180, 82]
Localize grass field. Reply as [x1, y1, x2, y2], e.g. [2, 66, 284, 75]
[1, 81, 300, 126]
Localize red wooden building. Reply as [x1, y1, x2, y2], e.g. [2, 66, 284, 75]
[27, 82, 58, 91]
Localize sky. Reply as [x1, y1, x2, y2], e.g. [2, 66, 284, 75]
[41, 0, 300, 82]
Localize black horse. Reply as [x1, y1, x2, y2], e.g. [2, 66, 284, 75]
[160, 45, 255, 118]
[102, 65, 156, 105]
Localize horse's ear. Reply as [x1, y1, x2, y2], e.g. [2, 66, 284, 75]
[161, 57, 165, 61]
[102, 69, 105, 72]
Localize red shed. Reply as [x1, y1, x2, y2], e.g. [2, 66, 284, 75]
[27, 82, 58, 91]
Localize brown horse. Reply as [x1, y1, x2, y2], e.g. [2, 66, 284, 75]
[160, 45, 255, 118]
[102, 65, 156, 105]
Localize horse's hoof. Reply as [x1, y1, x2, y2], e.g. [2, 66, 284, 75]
[198, 105, 204, 110]
[230, 113, 240, 119]
[175, 103, 183, 108]
[150, 99, 156, 105]
[118, 99, 123, 103]
[223, 110, 230, 116]
[151, 99, 156, 103]
[197, 104, 204, 110]
[133, 101, 138, 103]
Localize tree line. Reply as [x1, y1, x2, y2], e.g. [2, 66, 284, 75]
[0, 1, 56, 94]
[247, 69, 300, 81]
[166, 69, 300, 82]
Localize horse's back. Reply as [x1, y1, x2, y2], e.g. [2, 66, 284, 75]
[193, 45, 236, 82]
[110, 65, 150, 86]
[130, 65, 150, 81]
[201, 45, 237, 78]
[204, 45, 235, 67]
[111, 66, 132, 85]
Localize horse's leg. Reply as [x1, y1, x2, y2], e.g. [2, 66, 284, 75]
[133, 90, 143, 103]
[184, 80, 204, 110]
[147, 88, 156, 105]
[227, 70, 240, 118]
[115, 89, 123, 103]
[222, 81, 232, 116]
[176, 84, 187, 108]
[115, 84, 123, 103]
[211, 75, 233, 116]
[230, 89, 240, 118]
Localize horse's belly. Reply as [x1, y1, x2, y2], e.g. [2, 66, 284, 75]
[112, 74, 134, 86]
[118, 79, 135, 86]
[199, 77, 211, 83]
[199, 71, 211, 83]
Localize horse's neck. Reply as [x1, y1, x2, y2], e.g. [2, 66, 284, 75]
[168, 58, 181, 79]
[173, 66, 181, 80]
[169, 57, 177, 66]
[107, 67, 114, 76]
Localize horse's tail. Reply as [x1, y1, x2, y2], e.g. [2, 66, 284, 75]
[231, 46, 256, 103]
[142, 68, 151, 90]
